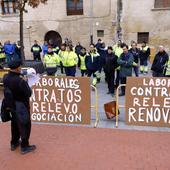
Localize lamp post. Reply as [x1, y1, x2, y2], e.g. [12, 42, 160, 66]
[89, 0, 93, 44]
[18, 0, 27, 63]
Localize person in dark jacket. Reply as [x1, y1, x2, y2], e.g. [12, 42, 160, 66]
[104, 46, 118, 96]
[31, 40, 42, 61]
[75, 42, 83, 56]
[151, 45, 169, 77]
[3, 60, 36, 154]
[95, 39, 102, 51]
[118, 44, 134, 96]
[129, 42, 140, 77]
[85, 44, 100, 86]
[97, 42, 107, 82]
[139, 41, 150, 74]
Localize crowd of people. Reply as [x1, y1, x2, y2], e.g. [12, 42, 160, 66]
[0, 38, 170, 96]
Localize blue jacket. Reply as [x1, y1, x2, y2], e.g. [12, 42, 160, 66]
[4, 43, 15, 55]
[42, 44, 48, 55]
[85, 52, 100, 71]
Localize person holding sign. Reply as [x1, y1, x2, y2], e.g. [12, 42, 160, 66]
[3, 60, 36, 154]
[151, 45, 169, 77]
[118, 44, 134, 96]
[62, 45, 78, 77]
[44, 46, 60, 76]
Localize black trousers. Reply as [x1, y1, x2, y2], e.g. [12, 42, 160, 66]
[11, 111, 31, 148]
[64, 66, 76, 77]
[87, 70, 96, 77]
[120, 77, 127, 95]
[60, 62, 64, 74]
[105, 71, 115, 94]
[152, 71, 164, 77]
[46, 67, 57, 76]
[81, 70, 87, 77]
[33, 54, 41, 61]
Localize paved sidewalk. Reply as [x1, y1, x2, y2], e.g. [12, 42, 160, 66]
[0, 123, 170, 170]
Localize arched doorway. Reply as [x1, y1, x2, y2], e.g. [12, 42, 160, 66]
[44, 31, 62, 46]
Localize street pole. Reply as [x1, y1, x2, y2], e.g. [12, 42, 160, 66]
[89, 0, 93, 44]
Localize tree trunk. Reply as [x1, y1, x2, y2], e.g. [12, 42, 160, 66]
[20, 1, 25, 63]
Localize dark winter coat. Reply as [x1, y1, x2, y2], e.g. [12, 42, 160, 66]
[118, 52, 134, 77]
[3, 71, 32, 109]
[85, 52, 100, 71]
[129, 48, 140, 64]
[139, 46, 150, 61]
[151, 51, 169, 73]
[104, 52, 118, 73]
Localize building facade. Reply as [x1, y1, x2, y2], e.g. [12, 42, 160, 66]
[0, 0, 170, 58]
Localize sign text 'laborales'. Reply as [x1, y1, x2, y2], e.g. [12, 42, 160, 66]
[30, 77, 91, 125]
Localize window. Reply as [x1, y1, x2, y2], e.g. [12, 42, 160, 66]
[66, 0, 83, 15]
[154, 0, 170, 8]
[1, 0, 18, 15]
[137, 32, 149, 44]
[97, 30, 104, 37]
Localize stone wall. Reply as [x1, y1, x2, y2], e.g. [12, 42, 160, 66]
[121, 0, 170, 52]
[0, 0, 117, 59]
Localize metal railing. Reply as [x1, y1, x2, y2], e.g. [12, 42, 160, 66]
[115, 84, 126, 128]
[91, 85, 99, 128]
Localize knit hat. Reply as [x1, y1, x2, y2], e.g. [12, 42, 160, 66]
[8, 60, 22, 69]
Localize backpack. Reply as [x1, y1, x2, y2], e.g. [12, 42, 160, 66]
[0, 87, 15, 122]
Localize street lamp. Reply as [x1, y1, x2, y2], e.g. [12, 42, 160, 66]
[89, 0, 93, 44]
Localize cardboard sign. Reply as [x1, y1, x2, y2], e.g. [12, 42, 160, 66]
[126, 77, 170, 128]
[30, 76, 91, 125]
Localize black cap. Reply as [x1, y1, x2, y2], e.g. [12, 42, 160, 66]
[8, 60, 22, 69]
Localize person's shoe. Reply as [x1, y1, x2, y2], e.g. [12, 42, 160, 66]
[11, 142, 20, 151]
[21, 145, 36, 155]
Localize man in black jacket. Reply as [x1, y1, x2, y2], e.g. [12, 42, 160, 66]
[31, 40, 42, 61]
[104, 46, 118, 96]
[151, 46, 169, 77]
[3, 60, 36, 154]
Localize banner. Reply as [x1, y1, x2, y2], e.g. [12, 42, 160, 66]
[126, 77, 170, 128]
[30, 76, 91, 125]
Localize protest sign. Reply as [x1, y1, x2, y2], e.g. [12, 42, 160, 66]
[126, 77, 170, 128]
[30, 76, 91, 125]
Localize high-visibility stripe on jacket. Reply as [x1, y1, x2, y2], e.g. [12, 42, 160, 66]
[79, 55, 87, 70]
[0, 47, 5, 59]
[44, 53, 60, 68]
[62, 51, 78, 67]
[165, 56, 170, 76]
